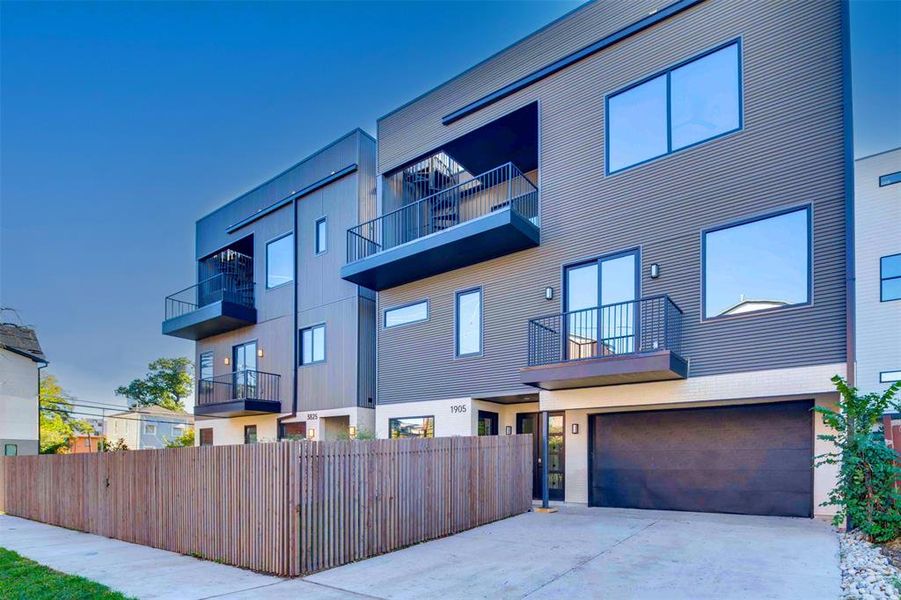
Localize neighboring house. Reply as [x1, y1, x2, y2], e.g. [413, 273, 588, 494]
[855, 148, 901, 396]
[67, 434, 104, 454]
[341, 0, 852, 519]
[162, 130, 377, 446]
[0, 323, 48, 456]
[103, 406, 193, 449]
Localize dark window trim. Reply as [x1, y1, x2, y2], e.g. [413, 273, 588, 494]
[880, 371, 901, 384]
[299, 323, 327, 366]
[881, 253, 901, 302]
[604, 38, 743, 176]
[243, 424, 258, 444]
[232, 339, 259, 371]
[383, 299, 430, 329]
[455, 287, 483, 358]
[879, 171, 901, 187]
[388, 415, 436, 438]
[4, 443, 17, 456]
[477, 410, 499, 436]
[315, 217, 328, 255]
[561, 247, 642, 312]
[199, 428, 214, 446]
[700, 204, 813, 322]
[265, 232, 294, 290]
[198, 351, 214, 379]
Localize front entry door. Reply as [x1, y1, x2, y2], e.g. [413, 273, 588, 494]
[517, 412, 565, 501]
[232, 341, 257, 398]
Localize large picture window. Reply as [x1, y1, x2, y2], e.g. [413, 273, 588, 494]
[881, 254, 901, 302]
[300, 324, 326, 365]
[384, 300, 428, 328]
[607, 41, 741, 173]
[703, 207, 811, 319]
[266, 234, 294, 288]
[455, 288, 482, 357]
[389, 416, 435, 439]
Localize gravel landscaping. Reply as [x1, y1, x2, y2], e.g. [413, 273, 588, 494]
[840, 531, 901, 599]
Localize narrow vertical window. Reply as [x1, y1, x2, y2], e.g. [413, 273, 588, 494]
[266, 233, 294, 288]
[881, 254, 901, 301]
[315, 217, 327, 254]
[300, 324, 326, 365]
[244, 425, 257, 444]
[456, 288, 482, 357]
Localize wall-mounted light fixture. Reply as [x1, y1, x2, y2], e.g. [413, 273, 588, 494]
[223, 357, 230, 366]
[571, 423, 580, 435]
[257, 348, 264, 358]
[505, 425, 513, 435]
[545, 286, 554, 300]
[650, 263, 660, 279]
[307, 428, 316, 440]
[349, 426, 357, 438]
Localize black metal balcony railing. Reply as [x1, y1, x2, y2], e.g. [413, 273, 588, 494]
[346, 162, 538, 263]
[164, 273, 255, 321]
[527, 295, 684, 367]
[196, 370, 280, 406]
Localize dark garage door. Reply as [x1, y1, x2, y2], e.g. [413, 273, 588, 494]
[589, 400, 813, 517]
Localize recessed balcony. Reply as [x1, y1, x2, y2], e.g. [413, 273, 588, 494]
[194, 370, 281, 418]
[340, 162, 539, 291]
[520, 295, 688, 390]
[162, 273, 256, 340]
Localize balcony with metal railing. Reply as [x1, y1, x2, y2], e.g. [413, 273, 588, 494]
[161, 272, 257, 340]
[340, 162, 539, 290]
[194, 369, 281, 418]
[520, 295, 688, 390]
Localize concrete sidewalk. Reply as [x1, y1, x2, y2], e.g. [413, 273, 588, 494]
[1, 506, 841, 599]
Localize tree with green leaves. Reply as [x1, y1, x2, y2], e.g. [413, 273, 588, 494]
[816, 375, 901, 542]
[115, 357, 193, 412]
[39, 375, 93, 454]
[164, 428, 195, 448]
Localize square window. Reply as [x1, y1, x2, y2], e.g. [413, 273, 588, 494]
[4, 443, 17, 456]
[144, 424, 157, 435]
[703, 207, 810, 319]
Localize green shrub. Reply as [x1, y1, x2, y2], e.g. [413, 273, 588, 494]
[816, 376, 901, 542]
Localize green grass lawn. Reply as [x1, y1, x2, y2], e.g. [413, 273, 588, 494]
[0, 547, 132, 600]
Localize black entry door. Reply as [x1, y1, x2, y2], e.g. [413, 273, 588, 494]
[477, 411, 498, 436]
[517, 412, 565, 501]
[588, 400, 813, 517]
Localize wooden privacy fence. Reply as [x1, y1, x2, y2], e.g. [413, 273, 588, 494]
[0, 435, 532, 576]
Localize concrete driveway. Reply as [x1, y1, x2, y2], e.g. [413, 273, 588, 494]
[1, 506, 841, 599]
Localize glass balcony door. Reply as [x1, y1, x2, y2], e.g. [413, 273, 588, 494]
[232, 341, 258, 399]
[565, 250, 638, 359]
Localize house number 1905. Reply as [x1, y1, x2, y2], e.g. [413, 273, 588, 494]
[450, 405, 467, 414]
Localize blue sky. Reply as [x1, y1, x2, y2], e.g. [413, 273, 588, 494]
[1, 1, 899, 408]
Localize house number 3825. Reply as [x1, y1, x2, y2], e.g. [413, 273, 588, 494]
[450, 405, 467, 414]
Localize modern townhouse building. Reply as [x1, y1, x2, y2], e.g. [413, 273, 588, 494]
[163, 129, 377, 445]
[855, 148, 901, 396]
[0, 323, 48, 456]
[342, 0, 852, 518]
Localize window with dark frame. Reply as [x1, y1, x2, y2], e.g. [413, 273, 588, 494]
[881, 254, 901, 302]
[315, 217, 327, 254]
[384, 300, 428, 328]
[266, 233, 294, 288]
[455, 288, 482, 357]
[703, 206, 811, 319]
[607, 41, 741, 174]
[879, 171, 901, 187]
[389, 416, 435, 439]
[300, 324, 326, 365]
[4, 444, 17, 456]
[880, 371, 901, 384]
[199, 428, 214, 446]
[244, 425, 258, 444]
